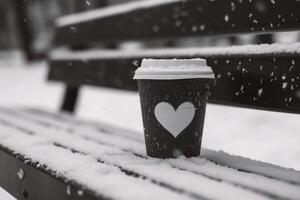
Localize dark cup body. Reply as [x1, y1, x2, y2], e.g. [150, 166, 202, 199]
[137, 79, 211, 158]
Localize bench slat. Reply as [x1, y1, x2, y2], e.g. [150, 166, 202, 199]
[0, 122, 247, 200]
[0, 120, 199, 200]
[48, 46, 300, 114]
[1, 108, 300, 200]
[54, 0, 300, 46]
[18, 108, 300, 186]
[0, 146, 99, 200]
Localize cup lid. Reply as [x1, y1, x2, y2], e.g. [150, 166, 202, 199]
[133, 58, 215, 80]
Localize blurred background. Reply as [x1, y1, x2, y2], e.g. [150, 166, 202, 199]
[1, 0, 299, 62]
[0, 0, 134, 61]
[1, 0, 300, 198]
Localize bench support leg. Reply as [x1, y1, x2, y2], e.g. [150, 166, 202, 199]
[61, 85, 79, 113]
[14, 0, 34, 61]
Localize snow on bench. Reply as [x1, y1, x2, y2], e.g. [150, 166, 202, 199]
[53, 0, 300, 46]
[56, 0, 179, 27]
[49, 42, 300, 114]
[50, 43, 300, 60]
[0, 108, 300, 200]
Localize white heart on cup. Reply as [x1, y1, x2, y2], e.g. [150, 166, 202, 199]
[154, 102, 195, 138]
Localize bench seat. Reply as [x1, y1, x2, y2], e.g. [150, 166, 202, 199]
[0, 107, 300, 200]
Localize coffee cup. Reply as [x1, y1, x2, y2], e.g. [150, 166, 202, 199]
[134, 58, 214, 158]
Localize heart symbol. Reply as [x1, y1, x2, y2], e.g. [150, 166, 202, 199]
[154, 102, 195, 138]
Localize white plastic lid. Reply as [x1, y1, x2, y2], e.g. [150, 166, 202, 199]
[133, 58, 215, 80]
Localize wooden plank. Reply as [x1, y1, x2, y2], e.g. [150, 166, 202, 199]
[54, 0, 300, 46]
[48, 48, 300, 114]
[61, 85, 80, 113]
[13, 0, 35, 60]
[0, 147, 103, 200]
[17, 108, 300, 186]
[0, 114, 204, 200]
[1, 108, 300, 200]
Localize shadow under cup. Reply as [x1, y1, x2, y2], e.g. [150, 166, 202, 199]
[137, 78, 211, 158]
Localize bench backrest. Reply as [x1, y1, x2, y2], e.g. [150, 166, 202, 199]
[54, 0, 300, 46]
[48, 0, 300, 114]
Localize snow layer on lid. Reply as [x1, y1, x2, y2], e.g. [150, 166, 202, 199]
[141, 58, 207, 67]
[134, 58, 215, 80]
[56, 0, 179, 27]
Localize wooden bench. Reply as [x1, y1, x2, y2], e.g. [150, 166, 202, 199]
[1, 0, 300, 199]
[49, 0, 300, 114]
[1, 107, 300, 200]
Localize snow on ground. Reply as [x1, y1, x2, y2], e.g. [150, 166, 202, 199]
[1, 55, 300, 198]
[0, 187, 15, 200]
[0, 61, 63, 110]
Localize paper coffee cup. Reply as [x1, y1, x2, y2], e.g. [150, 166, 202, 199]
[134, 59, 214, 158]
